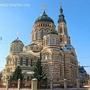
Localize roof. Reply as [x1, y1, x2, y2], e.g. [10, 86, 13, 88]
[12, 37, 23, 45]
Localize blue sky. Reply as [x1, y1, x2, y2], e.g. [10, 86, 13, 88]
[0, 0, 90, 74]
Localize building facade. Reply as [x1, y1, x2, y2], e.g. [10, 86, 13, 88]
[2, 5, 79, 87]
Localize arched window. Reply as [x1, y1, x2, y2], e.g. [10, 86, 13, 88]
[15, 58, 17, 65]
[20, 57, 23, 65]
[36, 32, 37, 40]
[26, 58, 28, 66]
[31, 59, 32, 66]
[59, 27, 63, 33]
[45, 53, 49, 60]
[49, 54, 52, 59]
[60, 38, 62, 42]
[50, 38, 55, 45]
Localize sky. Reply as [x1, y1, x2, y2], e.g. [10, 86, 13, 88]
[0, 0, 90, 74]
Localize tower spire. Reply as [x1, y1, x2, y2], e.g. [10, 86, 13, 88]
[60, 0, 63, 14]
[58, 1, 66, 23]
[58, 1, 70, 46]
[60, 5, 63, 15]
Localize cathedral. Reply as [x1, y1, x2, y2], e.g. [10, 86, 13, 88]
[2, 4, 79, 87]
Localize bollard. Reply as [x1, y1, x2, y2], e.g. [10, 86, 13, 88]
[31, 78, 37, 90]
[18, 79, 20, 90]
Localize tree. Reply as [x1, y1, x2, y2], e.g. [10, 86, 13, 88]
[10, 66, 23, 81]
[32, 59, 47, 88]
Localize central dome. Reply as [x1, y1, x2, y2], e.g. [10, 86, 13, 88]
[35, 11, 54, 24]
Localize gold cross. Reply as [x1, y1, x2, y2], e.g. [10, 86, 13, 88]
[16, 32, 23, 39]
[41, 3, 47, 11]
[60, 0, 62, 8]
[16, 32, 19, 38]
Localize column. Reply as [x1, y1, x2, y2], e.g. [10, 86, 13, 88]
[64, 79, 67, 90]
[31, 78, 37, 90]
[6, 80, 8, 90]
[76, 78, 80, 89]
[18, 79, 20, 90]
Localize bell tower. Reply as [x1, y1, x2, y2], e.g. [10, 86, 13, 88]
[58, 6, 71, 48]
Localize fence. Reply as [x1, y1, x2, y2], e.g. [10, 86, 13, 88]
[0, 88, 90, 90]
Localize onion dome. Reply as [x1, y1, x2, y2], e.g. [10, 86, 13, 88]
[10, 37, 24, 53]
[35, 11, 54, 24]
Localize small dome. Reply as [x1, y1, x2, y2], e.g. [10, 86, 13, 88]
[35, 11, 54, 24]
[12, 38, 23, 44]
[10, 38, 24, 53]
